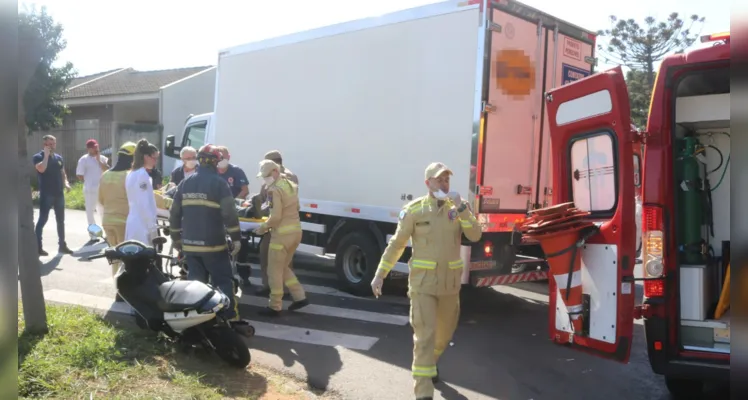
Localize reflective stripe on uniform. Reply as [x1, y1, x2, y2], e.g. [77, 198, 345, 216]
[285, 277, 300, 286]
[448, 260, 464, 269]
[276, 223, 302, 234]
[378, 260, 394, 271]
[181, 199, 221, 208]
[182, 244, 227, 252]
[411, 259, 436, 270]
[269, 243, 284, 251]
[412, 365, 438, 377]
[460, 220, 473, 228]
[226, 225, 240, 233]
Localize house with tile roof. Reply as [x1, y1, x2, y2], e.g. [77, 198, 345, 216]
[28, 65, 216, 177]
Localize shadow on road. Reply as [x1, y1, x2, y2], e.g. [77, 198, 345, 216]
[271, 341, 343, 391]
[351, 282, 675, 400]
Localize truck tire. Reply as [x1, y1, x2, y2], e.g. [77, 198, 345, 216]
[335, 232, 380, 297]
[664, 376, 704, 399]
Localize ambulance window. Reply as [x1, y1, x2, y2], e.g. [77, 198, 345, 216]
[633, 154, 641, 187]
[569, 132, 617, 214]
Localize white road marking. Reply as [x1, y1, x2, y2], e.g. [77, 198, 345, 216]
[239, 295, 409, 325]
[247, 264, 337, 280]
[43, 289, 380, 351]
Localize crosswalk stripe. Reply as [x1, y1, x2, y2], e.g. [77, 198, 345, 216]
[239, 295, 409, 325]
[246, 264, 337, 280]
[43, 289, 380, 351]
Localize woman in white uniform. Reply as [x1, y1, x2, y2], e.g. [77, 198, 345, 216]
[125, 139, 160, 245]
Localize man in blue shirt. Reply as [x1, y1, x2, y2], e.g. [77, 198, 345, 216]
[216, 146, 249, 199]
[33, 135, 73, 256]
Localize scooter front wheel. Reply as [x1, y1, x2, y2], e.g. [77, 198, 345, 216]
[206, 326, 251, 368]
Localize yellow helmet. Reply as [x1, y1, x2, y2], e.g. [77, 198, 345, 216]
[118, 141, 136, 156]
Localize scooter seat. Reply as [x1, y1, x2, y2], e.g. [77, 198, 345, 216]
[157, 280, 216, 312]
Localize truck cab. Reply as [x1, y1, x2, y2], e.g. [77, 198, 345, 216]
[544, 32, 730, 398]
[164, 112, 215, 168]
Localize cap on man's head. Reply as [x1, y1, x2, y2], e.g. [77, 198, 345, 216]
[118, 142, 136, 156]
[424, 162, 453, 180]
[257, 159, 280, 177]
[86, 139, 98, 148]
[264, 150, 282, 161]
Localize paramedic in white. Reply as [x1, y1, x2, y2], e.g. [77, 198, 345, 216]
[125, 140, 160, 245]
[76, 139, 109, 225]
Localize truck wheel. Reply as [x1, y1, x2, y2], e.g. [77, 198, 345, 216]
[335, 232, 380, 297]
[664, 376, 704, 399]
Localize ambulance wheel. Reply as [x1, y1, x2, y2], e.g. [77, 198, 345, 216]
[664, 376, 703, 399]
[336, 232, 379, 297]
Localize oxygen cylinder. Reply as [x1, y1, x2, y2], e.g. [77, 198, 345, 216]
[675, 137, 705, 264]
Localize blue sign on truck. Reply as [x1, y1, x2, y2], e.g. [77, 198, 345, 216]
[562, 63, 591, 85]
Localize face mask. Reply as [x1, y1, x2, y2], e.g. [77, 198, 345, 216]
[263, 176, 275, 186]
[184, 160, 197, 169]
[217, 160, 229, 169]
[432, 190, 448, 200]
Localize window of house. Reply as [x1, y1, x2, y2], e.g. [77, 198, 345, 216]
[569, 132, 617, 214]
[75, 119, 100, 150]
[183, 122, 207, 149]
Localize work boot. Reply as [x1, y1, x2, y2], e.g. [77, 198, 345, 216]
[432, 367, 439, 383]
[254, 287, 270, 296]
[58, 245, 74, 255]
[288, 299, 310, 311]
[416, 397, 433, 400]
[257, 307, 281, 317]
[38, 248, 48, 256]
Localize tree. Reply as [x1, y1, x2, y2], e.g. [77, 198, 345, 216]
[20, 5, 76, 132]
[597, 13, 705, 86]
[625, 69, 651, 129]
[18, 5, 76, 334]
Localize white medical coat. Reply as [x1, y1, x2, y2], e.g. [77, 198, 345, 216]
[125, 167, 158, 245]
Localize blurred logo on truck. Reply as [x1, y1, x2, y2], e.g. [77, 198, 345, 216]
[494, 49, 536, 99]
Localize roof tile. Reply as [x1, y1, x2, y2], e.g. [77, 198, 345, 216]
[63, 66, 213, 99]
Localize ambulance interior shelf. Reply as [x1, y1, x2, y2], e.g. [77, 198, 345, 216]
[673, 90, 731, 354]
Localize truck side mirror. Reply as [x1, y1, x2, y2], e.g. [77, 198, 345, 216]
[164, 135, 180, 159]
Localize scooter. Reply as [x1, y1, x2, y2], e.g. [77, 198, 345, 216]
[85, 225, 255, 368]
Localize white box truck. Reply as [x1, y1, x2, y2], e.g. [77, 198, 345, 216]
[164, 0, 598, 295]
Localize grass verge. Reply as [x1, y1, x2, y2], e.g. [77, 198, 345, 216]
[18, 302, 327, 399]
[31, 181, 86, 211]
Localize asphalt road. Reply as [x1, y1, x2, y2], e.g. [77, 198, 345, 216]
[23, 209, 686, 400]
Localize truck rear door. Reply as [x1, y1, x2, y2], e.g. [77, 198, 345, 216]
[545, 66, 636, 363]
[479, 6, 545, 216]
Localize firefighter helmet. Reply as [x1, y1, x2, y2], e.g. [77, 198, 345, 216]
[197, 144, 223, 166]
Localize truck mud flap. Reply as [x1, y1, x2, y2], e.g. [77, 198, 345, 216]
[470, 268, 548, 287]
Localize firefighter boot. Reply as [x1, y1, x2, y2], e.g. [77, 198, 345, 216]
[432, 367, 439, 383]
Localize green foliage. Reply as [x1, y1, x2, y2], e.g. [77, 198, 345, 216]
[597, 13, 705, 84]
[18, 5, 76, 133]
[625, 69, 651, 129]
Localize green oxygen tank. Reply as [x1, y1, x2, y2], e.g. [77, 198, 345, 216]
[675, 136, 705, 264]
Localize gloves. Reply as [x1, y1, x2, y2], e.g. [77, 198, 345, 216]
[230, 240, 242, 257]
[371, 276, 384, 298]
[447, 191, 463, 206]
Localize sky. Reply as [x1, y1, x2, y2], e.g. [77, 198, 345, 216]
[22, 0, 731, 77]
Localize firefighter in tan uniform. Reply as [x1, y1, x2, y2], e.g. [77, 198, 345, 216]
[256, 150, 299, 296]
[371, 162, 482, 400]
[253, 159, 309, 316]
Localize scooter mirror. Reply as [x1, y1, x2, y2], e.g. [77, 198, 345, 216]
[87, 224, 104, 239]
